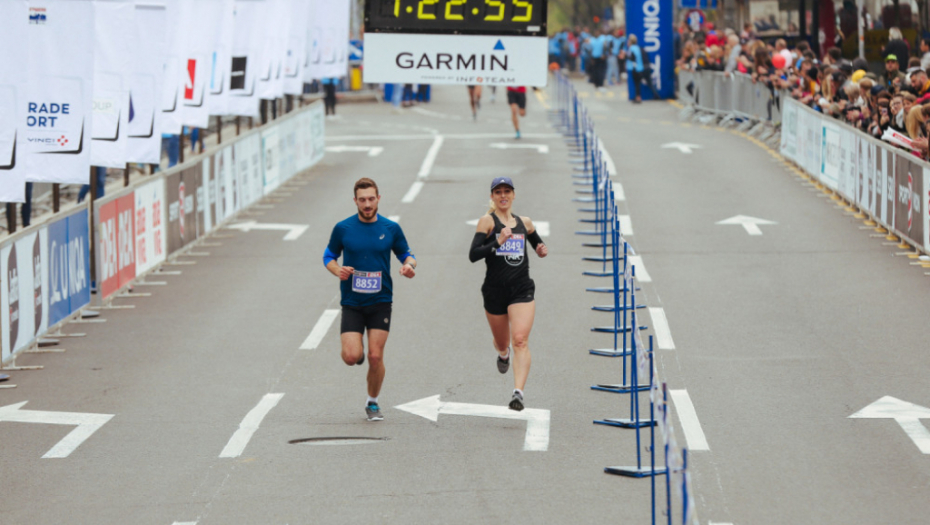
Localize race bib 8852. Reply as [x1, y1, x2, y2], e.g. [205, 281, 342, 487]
[352, 271, 382, 293]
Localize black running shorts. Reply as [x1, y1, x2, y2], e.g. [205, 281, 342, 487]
[481, 279, 535, 316]
[341, 303, 392, 334]
[507, 91, 527, 109]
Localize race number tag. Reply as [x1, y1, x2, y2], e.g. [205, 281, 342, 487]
[496, 234, 525, 257]
[352, 271, 382, 293]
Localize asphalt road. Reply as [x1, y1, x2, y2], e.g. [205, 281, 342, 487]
[1, 78, 928, 525]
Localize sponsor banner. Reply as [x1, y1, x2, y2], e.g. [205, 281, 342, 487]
[307, 0, 349, 81]
[46, 210, 91, 329]
[837, 128, 857, 199]
[857, 137, 872, 211]
[165, 162, 202, 253]
[227, 0, 266, 117]
[160, 0, 183, 135]
[128, 2, 169, 164]
[925, 167, 930, 252]
[178, 0, 224, 129]
[214, 144, 237, 222]
[133, 178, 166, 275]
[0, 0, 29, 202]
[363, 33, 546, 87]
[257, 0, 287, 99]
[282, 0, 310, 95]
[96, 199, 120, 298]
[22, 0, 95, 184]
[878, 148, 894, 226]
[0, 229, 49, 362]
[238, 132, 264, 207]
[261, 126, 281, 193]
[780, 100, 798, 162]
[820, 121, 841, 190]
[626, 0, 674, 99]
[201, 156, 214, 234]
[208, 0, 236, 117]
[91, 0, 134, 168]
[894, 153, 924, 245]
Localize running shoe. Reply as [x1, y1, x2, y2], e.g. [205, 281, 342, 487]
[515, 130, 521, 139]
[366, 402, 383, 421]
[509, 391, 524, 412]
[497, 346, 511, 374]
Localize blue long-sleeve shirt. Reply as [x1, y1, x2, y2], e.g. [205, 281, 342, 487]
[626, 45, 644, 72]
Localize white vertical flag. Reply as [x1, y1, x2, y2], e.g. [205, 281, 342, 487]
[227, 0, 266, 117]
[0, 0, 29, 202]
[127, 1, 168, 164]
[256, 0, 286, 100]
[178, 0, 223, 129]
[307, 0, 349, 80]
[282, 0, 311, 96]
[92, 0, 134, 169]
[208, 0, 236, 117]
[159, 0, 182, 135]
[22, 0, 95, 184]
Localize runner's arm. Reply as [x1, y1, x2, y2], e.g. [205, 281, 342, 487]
[523, 217, 548, 258]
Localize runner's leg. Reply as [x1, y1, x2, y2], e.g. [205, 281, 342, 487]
[510, 103, 520, 132]
[507, 301, 535, 391]
[485, 311, 511, 359]
[366, 329, 389, 398]
[341, 332, 364, 365]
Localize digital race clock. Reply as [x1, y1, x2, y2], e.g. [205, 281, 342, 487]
[364, 0, 547, 37]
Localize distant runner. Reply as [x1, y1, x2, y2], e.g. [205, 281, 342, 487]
[468, 177, 548, 411]
[323, 178, 417, 421]
[468, 84, 483, 120]
[507, 86, 527, 139]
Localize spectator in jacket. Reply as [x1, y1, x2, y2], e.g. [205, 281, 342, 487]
[882, 27, 910, 66]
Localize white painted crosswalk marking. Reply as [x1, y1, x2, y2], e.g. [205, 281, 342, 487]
[648, 307, 675, 349]
[669, 390, 710, 451]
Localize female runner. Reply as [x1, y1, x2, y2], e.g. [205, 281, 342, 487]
[468, 177, 548, 410]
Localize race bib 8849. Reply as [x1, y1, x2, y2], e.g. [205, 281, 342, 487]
[495, 234, 525, 257]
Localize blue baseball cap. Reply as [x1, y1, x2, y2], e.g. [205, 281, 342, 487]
[490, 177, 514, 191]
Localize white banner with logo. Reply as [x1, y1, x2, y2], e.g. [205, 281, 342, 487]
[307, 0, 349, 81]
[92, 0, 134, 169]
[363, 33, 547, 86]
[256, 0, 286, 100]
[177, 0, 223, 129]
[160, 0, 183, 135]
[0, 0, 29, 202]
[207, 0, 235, 117]
[127, 1, 168, 164]
[227, 0, 265, 117]
[22, 0, 95, 184]
[1, 230, 49, 361]
[133, 178, 166, 275]
[282, 0, 311, 96]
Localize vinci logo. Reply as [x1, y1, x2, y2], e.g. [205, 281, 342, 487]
[29, 7, 47, 24]
[185, 59, 197, 100]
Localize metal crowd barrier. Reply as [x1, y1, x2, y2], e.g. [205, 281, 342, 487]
[678, 70, 783, 124]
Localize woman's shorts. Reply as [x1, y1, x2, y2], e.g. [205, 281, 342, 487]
[481, 279, 535, 316]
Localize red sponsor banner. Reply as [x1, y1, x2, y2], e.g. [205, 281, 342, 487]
[116, 194, 136, 289]
[97, 200, 120, 298]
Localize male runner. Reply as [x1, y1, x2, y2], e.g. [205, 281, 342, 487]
[507, 86, 527, 139]
[323, 178, 417, 421]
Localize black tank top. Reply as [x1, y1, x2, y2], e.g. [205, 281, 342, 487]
[483, 213, 531, 286]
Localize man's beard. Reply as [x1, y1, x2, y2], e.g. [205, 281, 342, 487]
[359, 205, 378, 220]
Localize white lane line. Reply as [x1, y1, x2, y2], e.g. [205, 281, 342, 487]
[300, 309, 340, 350]
[628, 255, 651, 282]
[417, 136, 444, 178]
[709, 522, 734, 525]
[387, 215, 400, 223]
[648, 307, 675, 349]
[401, 181, 424, 203]
[172, 522, 198, 525]
[669, 390, 710, 451]
[326, 133, 561, 141]
[220, 393, 284, 458]
[614, 182, 625, 201]
[597, 138, 617, 176]
[619, 215, 633, 235]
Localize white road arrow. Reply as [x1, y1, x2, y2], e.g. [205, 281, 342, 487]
[715, 215, 777, 236]
[325, 145, 384, 157]
[850, 396, 930, 454]
[225, 221, 309, 241]
[489, 143, 549, 154]
[0, 401, 114, 458]
[661, 142, 702, 154]
[395, 395, 550, 451]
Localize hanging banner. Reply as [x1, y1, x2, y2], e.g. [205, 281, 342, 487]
[92, 0, 134, 169]
[208, 0, 236, 117]
[22, 0, 95, 184]
[227, 0, 266, 117]
[128, 2, 168, 164]
[177, 0, 223, 129]
[0, 0, 28, 202]
[308, 0, 349, 80]
[257, 0, 286, 100]
[283, 0, 311, 95]
[626, 0, 674, 99]
[160, 0, 183, 135]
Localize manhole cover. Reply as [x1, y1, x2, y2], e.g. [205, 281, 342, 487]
[288, 437, 389, 446]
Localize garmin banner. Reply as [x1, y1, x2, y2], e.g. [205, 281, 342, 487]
[92, 0, 134, 169]
[625, 0, 674, 100]
[128, 2, 168, 164]
[0, 0, 28, 202]
[22, 0, 95, 184]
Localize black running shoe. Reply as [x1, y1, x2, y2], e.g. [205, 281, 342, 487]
[366, 402, 383, 421]
[509, 391, 524, 411]
[497, 346, 511, 374]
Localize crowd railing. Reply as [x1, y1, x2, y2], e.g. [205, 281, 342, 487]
[0, 101, 326, 370]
